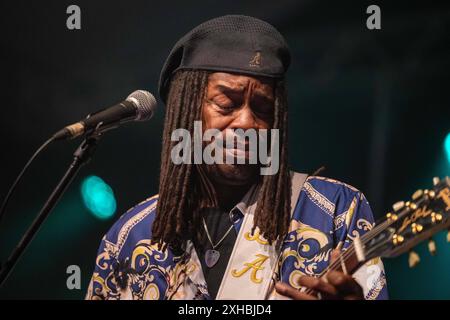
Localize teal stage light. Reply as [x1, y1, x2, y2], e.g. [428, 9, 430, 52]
[445, 132, 450, 165]
[81, 175, 117, 220]
[444, 132, 450, 164]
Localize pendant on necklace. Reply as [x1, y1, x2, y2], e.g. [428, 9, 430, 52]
[205, 249, 220, 268]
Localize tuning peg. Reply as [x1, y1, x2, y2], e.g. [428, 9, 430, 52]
[431, 212, 443, 224]
[392, 234, 404, 245]
[412, 189, 423, 200]
[408, 250, 420, 268]
[433, 177, 440, 186]
[411, 223, 423, 234]
[406, 201, 418, 210]
[392, 201, 405, 212]
[424, 189, 435, 198]
[428, 238, 437, 255]
[386, 212, 398, 221]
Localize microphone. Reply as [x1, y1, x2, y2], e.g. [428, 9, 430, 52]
[53, 90, 157, 140]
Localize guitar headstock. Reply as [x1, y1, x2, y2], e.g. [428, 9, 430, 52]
[364, 177, 450, 267]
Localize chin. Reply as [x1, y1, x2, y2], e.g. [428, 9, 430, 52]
[211, 163, 260, 186]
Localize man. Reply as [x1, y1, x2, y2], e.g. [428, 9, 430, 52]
[86, 15, 388, 300]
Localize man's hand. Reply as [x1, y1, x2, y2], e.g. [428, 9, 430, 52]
[274, 249, 364, 300]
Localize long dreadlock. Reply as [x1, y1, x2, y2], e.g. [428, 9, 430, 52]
[151, 70, 291, 250]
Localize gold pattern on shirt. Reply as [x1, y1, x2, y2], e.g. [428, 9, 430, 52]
[231, 254, 269, 284]
[244, 228, 269, 245]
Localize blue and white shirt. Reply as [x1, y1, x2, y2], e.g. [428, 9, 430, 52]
[86, 175, 388, 300]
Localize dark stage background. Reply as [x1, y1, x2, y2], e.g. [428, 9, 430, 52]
[0, 0, 449, 299]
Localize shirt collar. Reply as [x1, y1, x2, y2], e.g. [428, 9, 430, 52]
[228, 183, 259, 222]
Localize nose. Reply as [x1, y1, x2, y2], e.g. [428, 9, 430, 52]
[229, 104, 258, 130]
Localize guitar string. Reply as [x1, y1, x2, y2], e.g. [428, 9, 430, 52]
[302, 220, 390, 295]
[316, 197, 423, 278]
[301, 202, 421, 295]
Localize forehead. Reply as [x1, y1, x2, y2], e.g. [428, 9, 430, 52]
[207, 72, 274, 92]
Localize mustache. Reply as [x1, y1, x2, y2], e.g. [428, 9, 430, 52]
[205, 129, 269, 150]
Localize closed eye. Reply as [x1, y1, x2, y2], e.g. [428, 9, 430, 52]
[207, 97, 237, 113]
[252, 95, 274, 115]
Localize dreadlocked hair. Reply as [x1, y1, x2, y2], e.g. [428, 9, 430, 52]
[252, 78, 291, 245]
[151, 69, 291, 251]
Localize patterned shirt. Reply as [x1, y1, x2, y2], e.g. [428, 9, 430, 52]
[86, 175, 388, 300]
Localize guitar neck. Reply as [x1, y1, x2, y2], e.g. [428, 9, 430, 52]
[308, 177, 450, 290]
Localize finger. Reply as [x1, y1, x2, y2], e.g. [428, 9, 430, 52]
[326, 271, 364, 297]
[297, 276, 338, 298]
[275, 282, 318, 300]
[330, 249, 341, 264]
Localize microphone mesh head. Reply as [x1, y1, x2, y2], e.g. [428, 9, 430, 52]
[126, 90, 157, 121]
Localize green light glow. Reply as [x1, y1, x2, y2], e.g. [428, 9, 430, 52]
[81, 175, 116, 220]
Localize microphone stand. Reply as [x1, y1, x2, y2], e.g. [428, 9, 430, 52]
[0, 129, 102, 287]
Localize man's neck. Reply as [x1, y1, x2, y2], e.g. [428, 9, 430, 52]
[214, 183, 253, 212]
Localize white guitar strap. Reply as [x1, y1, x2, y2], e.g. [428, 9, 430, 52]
[215, 172, 308, 300]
